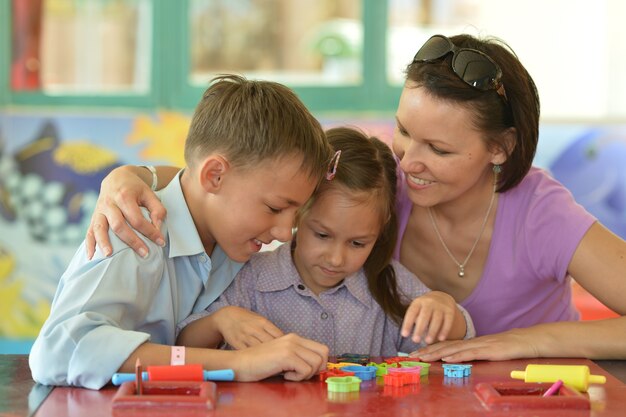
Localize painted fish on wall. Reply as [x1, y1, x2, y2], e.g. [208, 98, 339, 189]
[0, 112, 189, 344]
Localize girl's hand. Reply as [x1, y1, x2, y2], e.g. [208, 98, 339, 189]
[214, 306, 285, 349]
[401, 291, 458, 344]
[85, 166, 166, 259]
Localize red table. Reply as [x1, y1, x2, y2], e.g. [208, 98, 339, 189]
[3, 355, 626, 417]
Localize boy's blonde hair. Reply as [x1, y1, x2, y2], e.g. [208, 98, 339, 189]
[184, 74, 330, 181]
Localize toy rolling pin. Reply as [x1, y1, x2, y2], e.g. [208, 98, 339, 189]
[112, 364, 234, 385]
[510, 364, 606, 392]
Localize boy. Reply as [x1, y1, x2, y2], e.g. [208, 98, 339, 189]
[29, 75, 331, 389]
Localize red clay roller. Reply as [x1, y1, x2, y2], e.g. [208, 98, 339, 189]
[147, 364, 204, 381]
[112, 364, 235, 385]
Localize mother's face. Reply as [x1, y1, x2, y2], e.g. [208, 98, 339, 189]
[393, 84, 505, 208]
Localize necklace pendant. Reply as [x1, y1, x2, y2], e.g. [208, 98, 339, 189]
[428, 188, 496, 281]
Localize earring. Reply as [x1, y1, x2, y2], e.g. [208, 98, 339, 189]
[493, 164, 502, 174]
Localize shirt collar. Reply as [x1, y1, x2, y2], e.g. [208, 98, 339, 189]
[158, 170, 206, 259]
[342, 269, 373, 308]
[256, 242, 372, 308]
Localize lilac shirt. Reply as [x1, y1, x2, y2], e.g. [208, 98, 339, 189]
[180, 242, 475, 356]
[395, 167, 596, 336]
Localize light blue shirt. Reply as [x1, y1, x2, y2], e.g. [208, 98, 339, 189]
[29, 171, 243, 389]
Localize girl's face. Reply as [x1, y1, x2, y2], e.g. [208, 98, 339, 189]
[293, 188, 382, 295]
[392, 84, 504, 208]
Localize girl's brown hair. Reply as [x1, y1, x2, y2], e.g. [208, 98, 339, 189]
[298, 127, 407, 324]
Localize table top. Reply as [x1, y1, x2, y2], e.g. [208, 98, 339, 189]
[2, 354, 626, 417]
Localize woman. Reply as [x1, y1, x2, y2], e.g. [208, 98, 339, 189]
[86, 34, 626, 360]
[390, 34, 626, 360]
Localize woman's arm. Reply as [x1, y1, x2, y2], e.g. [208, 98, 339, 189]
[412, 316, 626, 362]
[86, 165, 180, 259]
[412, 222, 626, 362]
[567, 222, 626, 315]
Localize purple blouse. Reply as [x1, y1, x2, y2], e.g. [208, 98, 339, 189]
[395, 167, 596, 336]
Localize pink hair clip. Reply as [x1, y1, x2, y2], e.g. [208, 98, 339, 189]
[326, 150, 342, 181]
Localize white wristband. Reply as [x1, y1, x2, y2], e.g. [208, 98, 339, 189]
[171, 346, 185, 366]
[142, 165, 158, 191]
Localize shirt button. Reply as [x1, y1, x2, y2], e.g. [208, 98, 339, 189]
[321, 312, 328, 320]
[297, 284, 305, 290]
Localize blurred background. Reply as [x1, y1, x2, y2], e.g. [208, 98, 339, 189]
[1, 0, 624, 353]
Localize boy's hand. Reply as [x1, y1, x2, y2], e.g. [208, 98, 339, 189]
[233, 333, 328, 381]
[215, 306, 284, 349]
[401, 291, 458, 344]
[86, 166, 166, 259]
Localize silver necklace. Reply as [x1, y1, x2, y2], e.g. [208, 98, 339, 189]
[427, 183, 496, 278]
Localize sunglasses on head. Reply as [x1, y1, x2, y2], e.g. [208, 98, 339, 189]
[413, 35, 507, 99]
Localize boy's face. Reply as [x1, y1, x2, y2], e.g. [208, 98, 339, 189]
[293, 188, 382, 295]
[204, 156, 317, 263]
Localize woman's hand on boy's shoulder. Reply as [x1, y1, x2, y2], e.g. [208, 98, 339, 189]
[86, 166, 166, 259]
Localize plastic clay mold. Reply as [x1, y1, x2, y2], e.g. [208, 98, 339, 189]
[367, 362, 398, 376]
[339, 366, 377, 381]
[326, 376, 362, 393]
[318, 368, 355, 382]
[442, 364, 472, 378]
[399, 361, 431, 376]
[327, 362, 361, 370]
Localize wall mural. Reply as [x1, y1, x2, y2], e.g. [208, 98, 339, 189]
[0, 112, 189, 351]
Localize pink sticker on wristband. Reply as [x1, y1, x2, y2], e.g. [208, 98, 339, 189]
[171, 346, 185, 366]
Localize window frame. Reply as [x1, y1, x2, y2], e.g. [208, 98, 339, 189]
[1, 0, 9, 107]
[1, 0, 403, 113]
[4, 0, 164, 109]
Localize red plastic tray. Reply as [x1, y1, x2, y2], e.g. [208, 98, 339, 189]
[474, 381, 590, 410]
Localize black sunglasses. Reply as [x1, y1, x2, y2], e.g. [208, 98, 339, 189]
[413, 35, 506, 98]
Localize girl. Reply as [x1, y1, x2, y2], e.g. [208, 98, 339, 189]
[176, 127, 474, 355]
